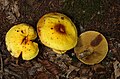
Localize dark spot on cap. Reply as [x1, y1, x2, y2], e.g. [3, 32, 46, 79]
[61, 17, 64, 20]
[38, 29, 40, 32]
[21, 30, 24, 33]
[90, 34, 103, 47]
[38, 28, 41, 32]
[37, 27, 41, 36]
[17, 30, 19, 32]
[21, 37, 28, 44]
[54, 24, 66, 34]
[51, 28, 53, 29]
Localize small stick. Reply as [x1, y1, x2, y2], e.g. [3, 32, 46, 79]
[0, 52, 3, 79]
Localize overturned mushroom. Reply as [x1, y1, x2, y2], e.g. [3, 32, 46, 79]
[74, 31, 108, 65]
[5, 23, 39, 60]
[37, 12, 77, 54]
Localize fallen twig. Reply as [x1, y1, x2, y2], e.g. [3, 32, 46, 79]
[0, 51, 3, 79]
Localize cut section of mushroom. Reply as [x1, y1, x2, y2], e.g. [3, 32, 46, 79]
[74, 31, 108, 65]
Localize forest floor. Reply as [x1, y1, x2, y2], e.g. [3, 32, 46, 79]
[0, 0, 120, 79]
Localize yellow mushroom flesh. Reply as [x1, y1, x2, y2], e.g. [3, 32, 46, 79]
[74, 31, 108, 65]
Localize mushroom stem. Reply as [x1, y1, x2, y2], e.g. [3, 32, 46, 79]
[79, 47, 94, 59]
[52, 49, 66, 54]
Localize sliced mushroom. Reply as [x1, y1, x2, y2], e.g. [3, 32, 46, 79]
[74, 31, 108, 65]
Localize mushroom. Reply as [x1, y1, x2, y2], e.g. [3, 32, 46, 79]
[5, 23, 39, 60]
[74, 31, 108, 65]
[37, 12, 77, 54]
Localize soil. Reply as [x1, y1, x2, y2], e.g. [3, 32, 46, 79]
[0, 0, 120, 79]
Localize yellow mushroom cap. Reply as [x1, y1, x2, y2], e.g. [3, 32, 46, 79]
[37, 12, 77, 54]
[5, 23, 39, 60]
[74, 31, 108, 65]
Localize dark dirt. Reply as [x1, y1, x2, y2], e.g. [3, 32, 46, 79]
[0, 0, 120, 79]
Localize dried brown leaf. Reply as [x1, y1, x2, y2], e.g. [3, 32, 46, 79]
[33, 71, 48, 79]
[11, 1, 20, 17]
[113, 60, 120, 79]
[93, 64, 106, 74]
[39, 59, 61, 76]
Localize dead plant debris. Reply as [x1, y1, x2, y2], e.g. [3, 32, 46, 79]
[0, 0, 119, 79]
